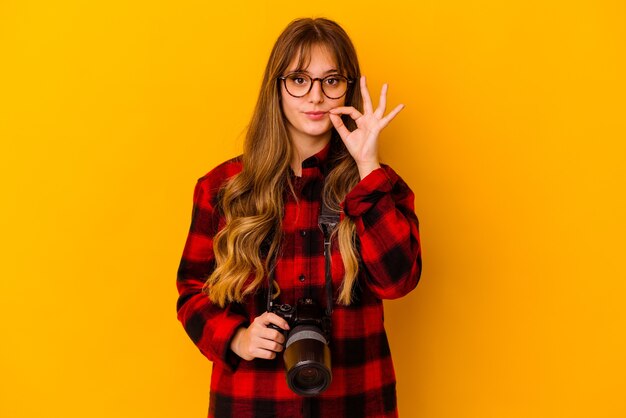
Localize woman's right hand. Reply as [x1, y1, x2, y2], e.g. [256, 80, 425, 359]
[230, 312, 290, 361]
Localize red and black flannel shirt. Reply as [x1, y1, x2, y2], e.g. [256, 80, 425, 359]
[177, 142, 422, 418]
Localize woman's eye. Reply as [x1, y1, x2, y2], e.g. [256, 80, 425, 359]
[325, 77, 340, 85]
[290, 76, 307, 85]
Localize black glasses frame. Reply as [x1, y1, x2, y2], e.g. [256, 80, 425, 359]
[278, 72, 355, 99]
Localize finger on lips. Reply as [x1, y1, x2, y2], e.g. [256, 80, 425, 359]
[329, 107, 362, 120]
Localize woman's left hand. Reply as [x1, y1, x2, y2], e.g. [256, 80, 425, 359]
[329, 75, 404, 179]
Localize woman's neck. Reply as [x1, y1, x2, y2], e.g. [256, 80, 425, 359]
[290, 133, 331, 177]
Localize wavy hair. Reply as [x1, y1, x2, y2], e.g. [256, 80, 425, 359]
[203, 18, 363, 307]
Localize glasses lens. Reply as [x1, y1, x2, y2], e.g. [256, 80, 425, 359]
[321, 76, 348, 99]
[284, 74, 349, 99]
[285, 74, 311, 97]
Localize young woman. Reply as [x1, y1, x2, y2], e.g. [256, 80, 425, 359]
[177, 17, 422, 418]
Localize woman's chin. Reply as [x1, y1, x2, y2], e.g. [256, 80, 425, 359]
[303, 121, 333, 137]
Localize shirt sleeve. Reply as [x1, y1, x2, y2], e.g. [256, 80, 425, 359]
[340, 165, 422, 299]
[176, 175, 249, 372]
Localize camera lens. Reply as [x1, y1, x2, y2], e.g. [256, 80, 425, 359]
[283, 325, 332, 396]
[299, 367, 319, 383]
[294, 364, 324, 388]
[287, 359, 331, 396]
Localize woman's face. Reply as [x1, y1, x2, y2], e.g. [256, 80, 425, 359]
[280, 44, 346, 145]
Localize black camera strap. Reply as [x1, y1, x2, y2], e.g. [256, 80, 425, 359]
[266, 199, 340, 316]
[318, 199, 339, 317]
[266, 261, 277, 312]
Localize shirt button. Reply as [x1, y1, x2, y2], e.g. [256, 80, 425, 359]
[299, 274, 306, 282]
[300, 230, 307, 237]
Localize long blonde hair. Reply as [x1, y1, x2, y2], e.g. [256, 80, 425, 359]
[203, 18, 363, 307]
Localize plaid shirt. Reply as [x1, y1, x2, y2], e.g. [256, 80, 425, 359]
[177, 142, 422, 418]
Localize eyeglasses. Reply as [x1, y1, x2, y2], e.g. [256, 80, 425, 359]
[278, 72, 354, 99]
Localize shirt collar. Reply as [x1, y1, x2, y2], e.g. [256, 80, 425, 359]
[301, 139, 332, 169]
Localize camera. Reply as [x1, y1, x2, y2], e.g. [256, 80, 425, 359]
[269, 297, 332, 396]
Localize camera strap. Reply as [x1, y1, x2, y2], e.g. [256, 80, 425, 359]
[265, 199, 340, 316]
[318, 199, 339, 317]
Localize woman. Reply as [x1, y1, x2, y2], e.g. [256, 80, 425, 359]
[177, 17, 422, 418]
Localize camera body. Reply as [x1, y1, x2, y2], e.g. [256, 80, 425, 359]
[269, 298, 332, 396]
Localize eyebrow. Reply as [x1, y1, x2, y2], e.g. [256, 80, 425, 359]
[290, 68, 341, 75]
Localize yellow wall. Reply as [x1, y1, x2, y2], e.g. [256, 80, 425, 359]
[1, 1, 624, 417]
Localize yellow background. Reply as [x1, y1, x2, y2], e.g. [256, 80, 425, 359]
[1, 1, 625, 417]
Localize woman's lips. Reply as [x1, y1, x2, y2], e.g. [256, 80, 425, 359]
[304, 111, 327, 121]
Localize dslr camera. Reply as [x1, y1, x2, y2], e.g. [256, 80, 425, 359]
[269, 297, 332, 396]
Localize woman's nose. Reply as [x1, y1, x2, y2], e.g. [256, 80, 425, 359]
[308, 79, 324, 103]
